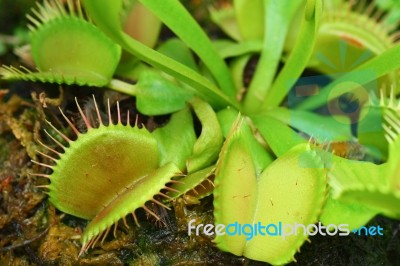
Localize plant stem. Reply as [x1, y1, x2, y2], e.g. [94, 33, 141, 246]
[108, 79, 137, 96]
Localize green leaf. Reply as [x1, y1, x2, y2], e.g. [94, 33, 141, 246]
[213, 40, 262, 59]
[157, 38, 199, 72]
[214, 118, 258, 255]
[186, 98, 223, 173]
[138, 0, 236, 100]
[135, 71, 194, 115]
[263, 107, 353, 142]
[320, 194, 378, 232]
[251, 115, 306, 157]
[357, 105, 388, 160]
[377, 0, 400, 26]
[328, 156, 400, 216]
[243, 144, 326, 265]
[243, 0, 302, 112]
[261, 0, 322, 108]
[153, 107, 196, 170]
[216, 107, 240, 138]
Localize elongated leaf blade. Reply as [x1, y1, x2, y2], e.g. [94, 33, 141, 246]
[262, 107, 353, 142]
[262, 0, 322, 108]
[244, 0, 302, 112]
[139, 0, 236, 100]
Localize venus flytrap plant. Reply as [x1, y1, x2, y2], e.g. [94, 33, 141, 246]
[210, 0, 400, 109]
[31, 95, 224, 255]
[0, 0, 210, 114]
[31, 97, 182, 252]
[2, 0, 400, 264]
[80, 0, 400, 263]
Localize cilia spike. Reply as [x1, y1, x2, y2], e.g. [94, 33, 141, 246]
[35, 96, 183, 255]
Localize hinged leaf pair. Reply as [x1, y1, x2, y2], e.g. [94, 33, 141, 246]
[214, 116, 327, 265]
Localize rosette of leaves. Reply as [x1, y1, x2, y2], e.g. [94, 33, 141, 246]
[3, 0, 400, 264]
[80, 0, 400, 263]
